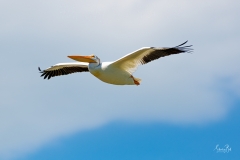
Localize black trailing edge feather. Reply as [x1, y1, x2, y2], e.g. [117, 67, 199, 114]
[39, 66, 89, 80]
[141, 41, 193, 64]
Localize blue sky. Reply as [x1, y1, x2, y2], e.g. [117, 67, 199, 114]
[0, 0, 240, 159]
[19, 108, 240, 160]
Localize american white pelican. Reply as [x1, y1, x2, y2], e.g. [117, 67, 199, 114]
[39, 41, 192, 85]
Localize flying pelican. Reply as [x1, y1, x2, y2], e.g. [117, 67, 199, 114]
[39, 41, 192, 85]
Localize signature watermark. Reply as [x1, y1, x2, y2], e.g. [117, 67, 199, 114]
[214, 144, 231, 153]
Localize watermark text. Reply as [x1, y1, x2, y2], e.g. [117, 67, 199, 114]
[214, 144, 231, 153]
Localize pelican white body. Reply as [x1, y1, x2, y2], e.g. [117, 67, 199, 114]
[89, 62, 136, 85]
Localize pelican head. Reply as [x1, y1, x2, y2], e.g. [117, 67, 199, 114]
[68, 54, 100, 63]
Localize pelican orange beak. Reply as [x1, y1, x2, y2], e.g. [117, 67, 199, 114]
[67, 55, 96, 63]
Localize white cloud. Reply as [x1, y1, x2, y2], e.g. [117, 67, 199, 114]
[0, 0, 240, 159]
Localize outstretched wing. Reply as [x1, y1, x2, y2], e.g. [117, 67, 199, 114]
[39, 62, 89, 80]
[110, 41, 193, 74]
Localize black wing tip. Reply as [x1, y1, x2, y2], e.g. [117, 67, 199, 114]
[175, 40, 193, 53]
[38, 67, 52, 79]
[176, 40, 192, 47]
[176, 40, 187, 47]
